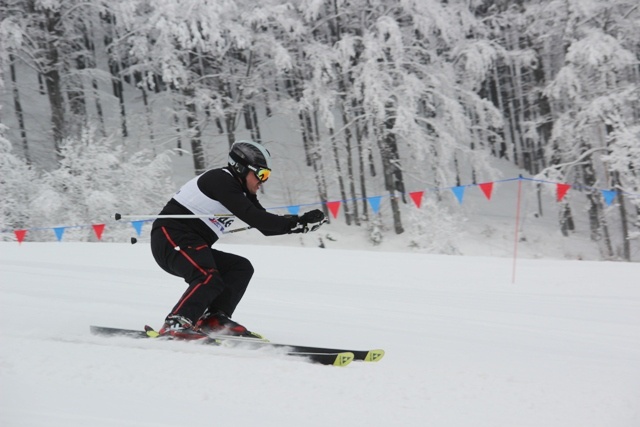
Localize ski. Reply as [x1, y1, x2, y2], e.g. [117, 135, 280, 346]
[89, 325, 357, 367]
[141, 325, 384, 362]
[168, 326, 385, 362]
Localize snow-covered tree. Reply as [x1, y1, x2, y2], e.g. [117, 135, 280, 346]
[0, 126, 40, 240]
[28, 127, 174, 241]
[1, 0, 638, 258]
[0, 0, 112, 164]
[271, 0, 502, 237]
[536, 1, 640, 260]
[109, 0, 290, 173]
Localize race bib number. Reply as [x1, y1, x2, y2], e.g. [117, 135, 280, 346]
[208, 216, 235, 233]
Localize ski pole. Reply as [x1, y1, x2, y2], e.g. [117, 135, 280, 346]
[115, 213, 235, 221]
[225, 226, 252, 234]
[129, 226, 252, 245]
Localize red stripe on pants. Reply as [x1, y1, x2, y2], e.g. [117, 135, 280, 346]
[161, 226, 216, 315]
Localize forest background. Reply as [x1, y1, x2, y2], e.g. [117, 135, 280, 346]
[1, 0, 639, 261]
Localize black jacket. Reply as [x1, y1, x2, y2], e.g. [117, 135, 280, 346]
[152, 167, 296, 246]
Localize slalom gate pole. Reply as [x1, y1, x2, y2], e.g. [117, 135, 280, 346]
[512, 175, 523, 284]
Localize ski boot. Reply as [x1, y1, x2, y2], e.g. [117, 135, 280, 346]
[158, 314, 207, 340]
[197, 310, 263, 339]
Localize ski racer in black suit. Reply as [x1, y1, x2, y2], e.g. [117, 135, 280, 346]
[150, 140, 326, 339]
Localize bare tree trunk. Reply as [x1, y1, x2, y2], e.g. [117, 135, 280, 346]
[491, 65, 512, 160]
[225, 110, 236, 147]
[102, 12, 127, 138]
[250, 105, 262, 142]
[378, 108, 404, 234]
[9, 55, 30, 164]
[84, 18, 106, 137]
[263, 88, 272, 118]
[42, 8, 65, 157]
[607, 156, 631, 261]
[243, 104, 262, 143]
[505, 74, 522, 168]
[600, 208, 614, 259]
[141, 87, 155, 148]
[37, 73, 46, 95]
[184, 87, 205, 175]
[334, 70, 360, 225]
[215, 117, 225, 134]
[559, 203, 575, 237]
[510, 50, 529, 171]
[583, 157, 602, 243]
[582, 158, 614, 258]
[343, 108, 360, 226]
[69, 23, 88, 128]
[536, 183, 543, 217]
[219, 81, 236, 148]
[329, 127, 351, 225]
[173, 93, 182, 155]
[92, 76, 106, 137]
[615, 182, 631, 261]
[67, 62, 87, 136]
[312, 111, 330, 217]
[353, 99, 369, 220]
[110, 61, 128, 138]
[586, 191, 602, 241]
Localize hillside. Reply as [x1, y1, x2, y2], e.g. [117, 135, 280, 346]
[1, 242, 639, 426]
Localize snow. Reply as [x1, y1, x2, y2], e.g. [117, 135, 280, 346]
[1, 241, 639, 426]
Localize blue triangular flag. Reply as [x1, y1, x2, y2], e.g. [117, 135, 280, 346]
[452, 186, 466, 204]
[601, 189, 617, 206]
[287, 205, 300, 215]
[368, 196, 382, 214]
[53, 227, 65, 242]
[132, 221, 144, 236]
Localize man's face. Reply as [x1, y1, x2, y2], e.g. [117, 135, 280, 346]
[245, 169, 262, 195]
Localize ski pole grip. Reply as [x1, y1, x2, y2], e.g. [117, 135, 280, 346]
[115, 213, 122, 221]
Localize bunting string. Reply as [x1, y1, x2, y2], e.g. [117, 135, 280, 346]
[2, 176, 638, 244]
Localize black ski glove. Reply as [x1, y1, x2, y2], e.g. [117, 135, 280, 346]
[289, 209, 327, 234]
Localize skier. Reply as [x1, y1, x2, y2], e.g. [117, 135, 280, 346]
[150, 140, 327, 339]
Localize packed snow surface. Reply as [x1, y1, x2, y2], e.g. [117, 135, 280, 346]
[1, 242, 639, 426]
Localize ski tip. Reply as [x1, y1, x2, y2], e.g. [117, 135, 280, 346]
[334, 352, 355, 367]
[144, 325, 160, 338]
[364, 349, 385, 362]
[246, 331, 269, 341]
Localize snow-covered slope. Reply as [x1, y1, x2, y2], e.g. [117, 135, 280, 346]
[1, 242, 639, 426]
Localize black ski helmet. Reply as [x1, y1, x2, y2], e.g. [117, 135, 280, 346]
[228, 140, 271, 178]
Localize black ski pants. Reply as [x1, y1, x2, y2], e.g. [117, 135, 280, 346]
[150, 225, 254, 323]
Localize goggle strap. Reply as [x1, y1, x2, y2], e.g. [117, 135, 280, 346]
[229, 150, 247, 166]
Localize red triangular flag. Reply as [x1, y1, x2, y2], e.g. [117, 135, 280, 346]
[327, 201, 341, 219]
[15, 229, 27, 244]
[479, 182, 493, 200]
[556, 183, 571, 202]
[92, 223, 105, 240]
[409, 191, 424, 208]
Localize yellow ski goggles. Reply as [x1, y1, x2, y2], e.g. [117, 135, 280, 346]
[247, 165, 271, 182]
